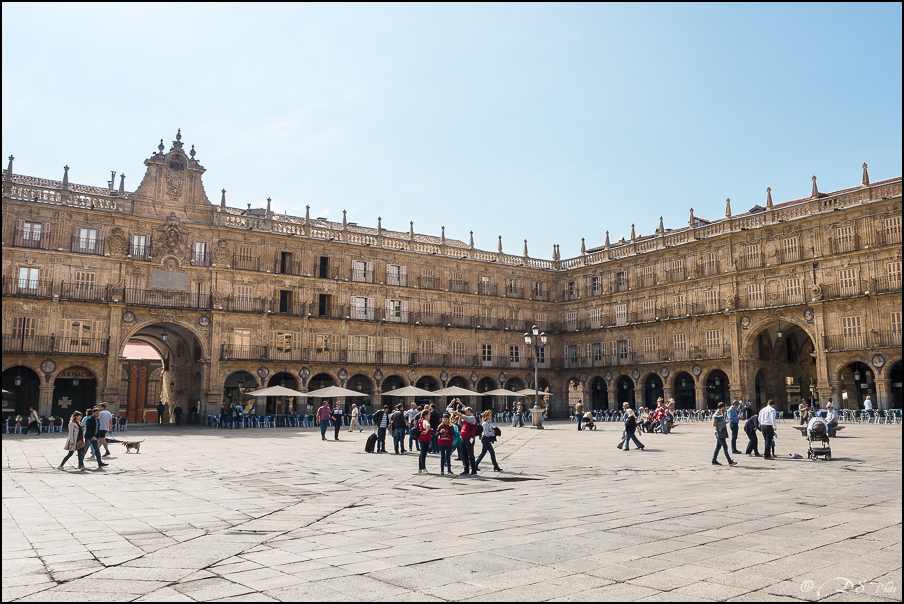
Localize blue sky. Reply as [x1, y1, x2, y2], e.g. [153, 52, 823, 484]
[2, 3, 901, 258]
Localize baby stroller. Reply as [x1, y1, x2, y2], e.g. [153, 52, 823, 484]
[582, 412, 597, 431]
[806, 418, 831, 460]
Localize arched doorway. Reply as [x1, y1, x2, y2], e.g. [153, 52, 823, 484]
[347, 374, 373, 414]
[890, 361, 902, 409]
[747, 320, 816, 413]
[644, 374, 663, 408]
[268, 372, 299, 414]
[381, 375, 406, 409]
[705, 370, 730, 409]
[755, 369, 768, 408]
[590, 377, 607, 410]
[308, 373, 337, 411]
[477, 377, 496, 411]
[121, 340, 164, 423]
[415, 375, 440, 408]
[616, 375, 635, 406]
[673, 372, 696, 409]
[224, 371, 256, 415]
[840, 362, 875, 409]
[2, 366, 40, 418]
[51, 367, 97, 418]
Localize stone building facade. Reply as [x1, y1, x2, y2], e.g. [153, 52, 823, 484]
[2, 132, 901, 421]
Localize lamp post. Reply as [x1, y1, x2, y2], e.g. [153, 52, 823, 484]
[524, 325, 548, 429]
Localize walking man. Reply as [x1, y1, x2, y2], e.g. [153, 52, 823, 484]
[97, 402, 113, 457]
[331, 402, 344, 440]
[349, 404, 361, 432]
[317, 401, 332, 441]
[390, 404, 407, 454]
[373, 404, 390, 453]
[711, 402, 737, 466]
[84, 408, 108, 469]
[173, 404, 183, 425]
[759, 399, 778, 460]
[728, 401, 741, 454]
[156, 401, 165, 424]
[574, 400, 584, 431]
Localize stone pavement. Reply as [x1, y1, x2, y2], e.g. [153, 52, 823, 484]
[2, 420, 901, 602]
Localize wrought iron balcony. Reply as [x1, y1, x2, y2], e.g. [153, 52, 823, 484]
[9, 227, 53, 250]
[60, 282, 109, 303]
[2, 334, 109, 356]
[124, 288, 211, 309]
[2, 277, 54, 299]
[70, 235, 105, 256]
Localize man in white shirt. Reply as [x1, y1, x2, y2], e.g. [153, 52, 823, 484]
[97, 402, 113, 458]
[348, 404, 361, 432]
[863, 396, 874, 421]
[758, 399, 778, 460]
[824, 402, 839, 437]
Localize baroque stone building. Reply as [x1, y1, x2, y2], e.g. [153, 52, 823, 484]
[2, 132, 901, 421]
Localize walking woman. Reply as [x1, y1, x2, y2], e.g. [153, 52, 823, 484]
[623, 409, 645, 451]
[417, 409, 432, 474]
[26, 406, 41, 435]
[58, 411, 85, 470]
[459, 407, 479, 475]
[450, 411, 463, 461]
[712, 402, 737, 466]
[437, 413, 456, 475]
[474, 409, 504, 472]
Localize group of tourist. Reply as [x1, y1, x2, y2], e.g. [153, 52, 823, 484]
[58, 402, 114, 471]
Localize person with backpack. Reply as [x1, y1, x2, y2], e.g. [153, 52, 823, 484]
[712, 402, 737, 466]
[416, 409, 433, 474]
[459, 407, 479, 475]
[474, 409, 503, 472]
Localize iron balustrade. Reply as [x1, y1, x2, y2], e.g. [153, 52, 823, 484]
[447, 314, 475, 328]
[192, 251, 210, 267]
[59, 282, 109, 303]
[3, 334, 109, 356]
[451, 279, 469, 293]
[505, 285, 523, 299]
[824, 332, 901, 351]
[123, 288, 211, 309]
[447, 354, 478, 368]
[873, 276, 902, 294]
[740, 253, 765, 270]
[351, 268, 375, 283]
[530, 288, 548, 301]
[307, 348, 346, 364]
[70, 235, 105, 255]
[697, 261, 721, 277]
[874, 228, 903, 247]
[412, 353, 445, 366]
[386, 272, 408, 287]
[418, 276, 439, 290]
[347, 351, 380, 364]
[275, 258, 308, 276]
[413, 312, 442, 326]
[563, 288, 580, 301]
[478, 282, 497, 297]
[382, 309, 412, 323]
[821, 283, 864, 301]
[232, 254, 261, 272]
[269, 299, 307, 316]
[476, 317, 502, 330]
[382, 351, 411, 365]
[666, 268, 686, 283]
[315, 264, 340, 280]
[828, 234, 860, 254]
[129, 244, 150, 261]
[227, 296, 267, 313]
[2, 277, 54, 299]
[349, 306, 377, 321]
[11, 227, 53, 250]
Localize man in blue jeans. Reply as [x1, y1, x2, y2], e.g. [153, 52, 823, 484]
[728, 400, 741, 454]
[317, 402, 332, 441]
[83, 407, 108, 469]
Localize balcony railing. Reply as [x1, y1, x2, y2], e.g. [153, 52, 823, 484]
[192, 251, 210, 267]
[2, 334, 109, 356]
[315, 265, 340, 280]
[383, 309, 412, 324]
[414, 312, 442, 326]
[232, 254, 261, 272]
[2, 277, 54, 299]
[349, 307, 377, 321]
[418, 276, 439, 290]
[478, 282, 497, 297]
[824, 332, 902, 352]
[227, 296, 267, 313]
[10, 228, 53, 250]
[129, 245, 150, 261]
[873, 275, 902, 294]
[124, 288, 212, 309]
[563, 288, 580, 301]
[828, 235, 860, 255]
[70, 235, 104, 256]
[60, 282, 109, 303]
[383, 351, 412, 365]
[275, 259, 308, 276]
[352, 269, 374, 283]
[412, 353, 445, 366]
[740, 254, 764, 270]
[531, 288, 548, 301]
[347, 351, 380, 365]
[448, 354, 478, 368]
[739, 290, 807, 310]
[307, 349, 346, 364]
[666, 269, 685, 284]
[821, 283, 864, 301]
[447, 314, 475, 329]
[697, 262, 720, 277]
[874, 228, 902, 247]
[451, 279, 469, 293]
[504, 286, 524, 299]
[385, 272, 408, 287]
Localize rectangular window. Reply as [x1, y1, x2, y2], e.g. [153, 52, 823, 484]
[839, 269, 857, 295]
[836, 225, 855, 251]
[478, 275, 493, 296]
[532, 282, 544, 299]
[748, 282, 763, 307]
[643, 336, 656, 354]
[77, 227, 99, 253]
[421, 301, 436, 321]
[129, 234, 148, 259]
[386, 299, 407, 322]
[641, 265, 655, 285]
[348, 335, 375, 363]
[671, 294, 686, 316]
[786, 278, 803, 302]
[235, 285, 254, 311]
[22, 221, 43, 247]
[885, 216, 902, 242]
[591, 275, 601, 295]
[12, 316, 36, 339]
[421, 268, 435, 289]
[480, 307, 493, 327]
[888, 261, 903, 288]
[567, 281, 578, 298]
[842, 316, 863, 348]
[452, 304, 465, 319]
[452, 341, 466, 360]
[351, 296, 374, 320]
[673, 333, 687, 351]
[233, 328, 252, 348]
[535, 311, 547, 330]
[615, 271, 627, 292]
[669, 259, 684, 280]
[75, 271, 96, 298]
[783, 237, 799, 262]
[566, 311, 577, 331]
[704, 289, 718, 311]
[352, 260, 372, 283]
[642, 299, 655, 317]
[421, 339, 435, 355]
[386, 264, 406, 286]
[451, 272, 466, 292]
[271, 331, 299, 359]
[384, 337, 409, 364]
[509, 345, 521, 365]
[193, 241, 208, 265]
[481, 344, 493, 364]
[617, 340, 630, 360]
[590, 308, 601, 330]
[702, 252, 717, 271]
[17, 267, 39, 290]
[706, 330, 721, 355]
[890, 311, 902, 335]
[568, 345, 579, 364]
[592, 342, 603, 362]
[615, 303, 627, 326]
[746, 244, 761, 268]
[506, 279, 519, 296]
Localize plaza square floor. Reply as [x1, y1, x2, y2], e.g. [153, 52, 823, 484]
[2, 419, 901, 602]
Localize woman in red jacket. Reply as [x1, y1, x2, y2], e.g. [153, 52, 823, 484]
[417, 409, 433, 474]
[459, 407, 479, 475]
[436, 413, 456, 475]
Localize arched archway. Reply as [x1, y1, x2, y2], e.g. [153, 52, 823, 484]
[590, 377, 607, 410]
[2, 366, 40, 418]
[224, 371, 256, 415]
[705, 369, 730, 409]
[838, 362, 875, 410]
[308, 373, 337, 410]
[381, 375, 407, 408]
[52, 366, 97, 418]
[644, 374, 663, 408]
[477, 377, 497, 411]
[567, 378, 582, 414]
[415, 375, 440, 408]
[890, 361, 902, 409]
[120, 341, 164, 423]
[347, 374, 373, 414]
[268, 372, 299, 414]
[616, 375, 635, 406]
[745, 320, 817, 413]
[673, 372, 696, 409]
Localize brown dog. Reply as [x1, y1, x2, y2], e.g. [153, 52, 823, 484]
[122, 440, 144, 453]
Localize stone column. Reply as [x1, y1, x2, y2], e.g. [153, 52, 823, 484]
[39, 385, 55, 417]
[607, 386, 617, 411]
[695, 384, 706, 410]
[830, 380, 844, 410]
[874, 379, 891, 410]
[663, 385, 674, 406]
[633, 384, 643, 407]
[373, 389, 382, 414]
